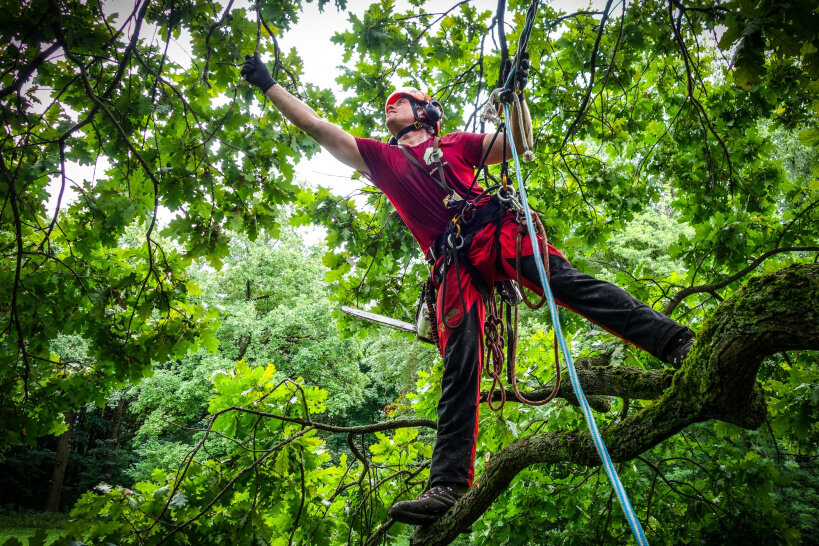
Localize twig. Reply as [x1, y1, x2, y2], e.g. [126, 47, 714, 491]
[560, 0, 614, 150]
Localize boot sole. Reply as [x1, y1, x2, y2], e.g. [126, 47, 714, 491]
[389, 509, 441, 525]
[389, 510, 472, 533]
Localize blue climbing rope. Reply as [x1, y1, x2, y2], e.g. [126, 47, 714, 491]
[499, 3, 650, 545]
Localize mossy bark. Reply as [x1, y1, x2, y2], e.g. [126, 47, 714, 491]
[410, 264, 819, 545]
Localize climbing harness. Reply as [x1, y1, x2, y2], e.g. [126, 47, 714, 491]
[423, 147, 559, 401]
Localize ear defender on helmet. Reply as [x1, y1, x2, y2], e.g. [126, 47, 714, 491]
[424, 100, 444, 124]
[385, 88, 444, 143]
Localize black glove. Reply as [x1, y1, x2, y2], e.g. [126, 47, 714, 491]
[241, 53, 276, 93]
[500, 51, 530, 101]
[514, 51, 530, 94]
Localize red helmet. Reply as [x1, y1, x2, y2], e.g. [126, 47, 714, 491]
[385, 88, 443, 136]
[385, 88, 432, 113]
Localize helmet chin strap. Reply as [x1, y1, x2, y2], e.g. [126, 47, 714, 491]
[393, 100, 430, 141]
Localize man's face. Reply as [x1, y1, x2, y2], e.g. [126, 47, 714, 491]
[385, 97, 426, 135]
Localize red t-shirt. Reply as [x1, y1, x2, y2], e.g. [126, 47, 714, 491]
[355, 132, 488, 253]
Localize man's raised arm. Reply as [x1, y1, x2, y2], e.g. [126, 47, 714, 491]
[241, 54, 369, 175]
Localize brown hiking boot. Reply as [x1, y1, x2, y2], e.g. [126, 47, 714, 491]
[388, 484, 467, 525]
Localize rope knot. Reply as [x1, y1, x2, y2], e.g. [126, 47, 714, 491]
[481, 102, 501, 125]
[481, 88, 505, 124]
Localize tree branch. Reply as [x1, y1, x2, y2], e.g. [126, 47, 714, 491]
[560, 0, 614, 150]
[411, 264, 819, 544]
[0, 43, 60, 100]
[663, 246, 819, 315]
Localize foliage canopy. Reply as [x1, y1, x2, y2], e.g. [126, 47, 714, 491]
[0, 0, 818, 543]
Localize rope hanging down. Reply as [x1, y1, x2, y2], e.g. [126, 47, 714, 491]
[495, 2, 650, 544]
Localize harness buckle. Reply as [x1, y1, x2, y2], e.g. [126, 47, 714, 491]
[443, 191, 463, 209]
[460, 201, 476, 223]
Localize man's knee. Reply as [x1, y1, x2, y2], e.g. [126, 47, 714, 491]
[510, 253, 576, 295]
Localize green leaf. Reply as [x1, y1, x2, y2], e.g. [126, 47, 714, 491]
[797, 128, 819, 148]
[733, 30, 766, 90]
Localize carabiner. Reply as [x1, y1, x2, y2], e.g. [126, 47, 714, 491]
[447, 232, 465, 250]
[497, 185, 517, 202]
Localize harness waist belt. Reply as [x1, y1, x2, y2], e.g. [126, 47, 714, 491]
[428, 196, 508, 263]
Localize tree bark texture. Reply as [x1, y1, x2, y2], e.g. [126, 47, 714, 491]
[45, 411, 73, 513]
[411, 264, 819, 545]
[104, 397, 129, 478]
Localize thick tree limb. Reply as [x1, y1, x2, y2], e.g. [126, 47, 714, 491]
[481, 366, 674, 409]
[411, 264, 819, 544]
[663, 246, 819, 315]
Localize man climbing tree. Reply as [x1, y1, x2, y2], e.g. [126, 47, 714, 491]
[241, 49, 695, 525]
[3, 0, 817, 542]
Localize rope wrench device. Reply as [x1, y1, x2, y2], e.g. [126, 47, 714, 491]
[487, 1, 650, 544]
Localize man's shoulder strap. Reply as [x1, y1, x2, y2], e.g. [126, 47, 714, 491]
[396, 139, 452, 195]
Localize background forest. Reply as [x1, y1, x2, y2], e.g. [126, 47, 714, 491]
[0, 0, 817, 544]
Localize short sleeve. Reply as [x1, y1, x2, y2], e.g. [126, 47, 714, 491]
[354, 137, 391, 187]
[442, 132, 486, 168]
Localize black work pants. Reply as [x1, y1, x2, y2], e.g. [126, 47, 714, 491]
[428, 212, 687, 489]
